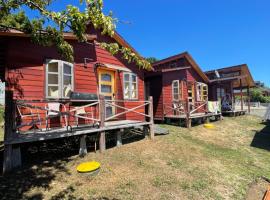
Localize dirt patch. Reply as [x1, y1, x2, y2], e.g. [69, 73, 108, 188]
[245, 178, 270, 200]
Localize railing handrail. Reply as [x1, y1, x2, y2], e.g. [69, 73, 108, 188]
[14, 97, 153, 132]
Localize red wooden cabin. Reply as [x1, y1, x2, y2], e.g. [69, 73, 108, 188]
[0, 27, 154, 173]
[205, 64, 255, 116]
[145, 52, 221, 127]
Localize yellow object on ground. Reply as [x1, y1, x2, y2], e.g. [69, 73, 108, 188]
[77, 161, 101, 173]
[204, 123, 215, 129]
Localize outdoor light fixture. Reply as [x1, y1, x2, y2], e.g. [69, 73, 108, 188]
[84, 58, 94, 68]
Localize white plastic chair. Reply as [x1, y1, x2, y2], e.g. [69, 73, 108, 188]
[75, 106, 94, 127]
[46, 103, 67, 130]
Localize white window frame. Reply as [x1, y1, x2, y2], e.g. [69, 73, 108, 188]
[45, 59, 74, 99]
[196, 82, 208, 101]
[172, 80, 180, 101]
[123, 72, 138, 100]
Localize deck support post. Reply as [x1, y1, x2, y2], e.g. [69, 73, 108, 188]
[247, 86, 251, 114]
[240, 79, 244, 111]
[3, 91, 21, 174]
[116, 128, 123, 147]
[79, 135, 87, 157]
[148, 96, 154, 139]
[185, 99, 191, 128]
[99, 95, 106, 153]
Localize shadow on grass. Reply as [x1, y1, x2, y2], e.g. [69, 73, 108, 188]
[250, 121, 270, 151]
[0, 130, 146, 199]
[0, 137, 78, 199]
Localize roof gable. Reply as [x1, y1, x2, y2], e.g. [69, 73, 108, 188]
[205, 64, 255, 87]
[152, 52, 209, 83]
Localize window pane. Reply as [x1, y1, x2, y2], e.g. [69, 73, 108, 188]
[174, 88, 178, 94]
[101, 85, 112, 93]
[64, 63, 72, 74]
[124, 83, 129, 98]
[124, 74, 130, 82]
[101, 73, 112, 82]
[131, 90, 137, 98]
[106, 107, 113, 118]
[173, 81, 178, 88]
[174, 94, 179, 100]
[48, 62, 58, 72]
[48, 86, 59, 97]
[132, 75, 136, 82]
[48, 74, 58, 84]
[63, 85, 72, 97]
[64, 75, 72, 85]
[105, 96, 112, 100]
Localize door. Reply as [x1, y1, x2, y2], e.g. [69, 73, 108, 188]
[98, 69, 115, 118]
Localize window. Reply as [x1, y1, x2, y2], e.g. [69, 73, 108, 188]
[123, 73, 138, 99]
[46, 60, 74, 99]
[172, 80, 182, 101]
[196, 82, 208, 101]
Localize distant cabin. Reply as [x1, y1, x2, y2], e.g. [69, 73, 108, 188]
[145, 52, 211, 122]
[205, 64, 255, 114]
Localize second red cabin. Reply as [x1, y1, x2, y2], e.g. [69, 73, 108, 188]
[145, 52, 218, 124]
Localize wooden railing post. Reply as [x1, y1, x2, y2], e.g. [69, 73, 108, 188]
[247, 86, 251, 114]
[148, 96, 154, 139]
[99, 95, 106, 153]
[3, 91, 21, 174]
[185, 99, 191, 128]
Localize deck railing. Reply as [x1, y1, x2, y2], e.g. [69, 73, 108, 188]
[163, 99, 209, 128]
[164, 100, 208, 117]
[11, 96, 154, 136]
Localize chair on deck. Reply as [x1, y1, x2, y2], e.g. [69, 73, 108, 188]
[46, 103, 67, 130]
[74, 106, 94, 127]
[17, 105, 41, 130]
[173, 102, 185, 116]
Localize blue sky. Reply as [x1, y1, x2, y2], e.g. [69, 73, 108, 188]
[29, 0, 270, 86]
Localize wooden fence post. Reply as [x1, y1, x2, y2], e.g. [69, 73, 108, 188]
[99, 95, 106, 153]
[3, 91, 21, 174]
[116, 128, 123, 147]
[148, 96, 154, 139]
[79, 135, 87, 157]
[185, 99, 191, 128]
[247, 86, 251, 114]
[240, 79, 243, 111]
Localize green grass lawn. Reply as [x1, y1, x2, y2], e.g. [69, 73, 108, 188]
[0, 115, 270, 200]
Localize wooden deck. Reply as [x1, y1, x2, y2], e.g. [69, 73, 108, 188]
[5, 120, 151, 145]
[165, 112, 221, 119]
[164, 112, 222, 128]
[222, 110, 246, 116]
[3, 97, 155, 174]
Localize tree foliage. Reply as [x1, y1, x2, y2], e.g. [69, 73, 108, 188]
[250, 88, 270, 103]
[145, 57, 159, 64]
[0, 0, 151, 70]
